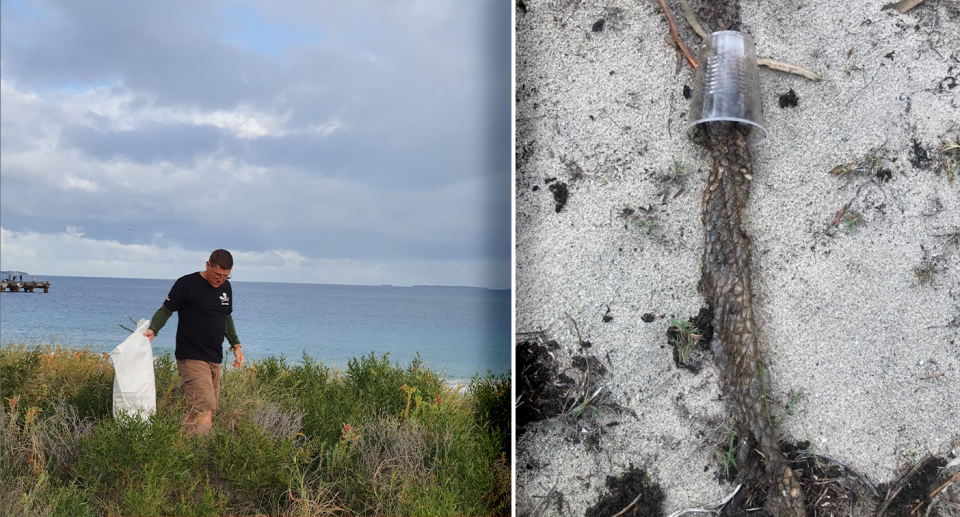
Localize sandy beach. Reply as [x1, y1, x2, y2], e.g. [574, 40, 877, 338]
[515, 0, 959, 514]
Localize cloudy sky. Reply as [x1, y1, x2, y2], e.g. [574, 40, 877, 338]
[0, 0, 511, 289]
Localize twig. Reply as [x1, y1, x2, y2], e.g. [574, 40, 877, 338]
[757, 57, 823, 81]
[928, 471, 960, 501]
[919, 372, 944, 380]
[677, 0, 707, 38]
[655, 0, 698, 69]
[117, 323, 135, 333]
[671, 0, 822, 82]
[530, 478, 561, 517]
[611, 491, 645, 517]
[882, 0, 928, 14]
[878, 455, 934, 516]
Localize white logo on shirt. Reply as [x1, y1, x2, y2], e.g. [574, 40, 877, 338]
[220, 293, 230, 305]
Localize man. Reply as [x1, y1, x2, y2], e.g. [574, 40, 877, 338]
[144, 249, 243, 436]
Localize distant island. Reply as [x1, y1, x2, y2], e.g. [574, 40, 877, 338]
[1, 271, 29, 277]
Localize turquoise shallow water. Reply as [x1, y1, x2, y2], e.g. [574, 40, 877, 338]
[0, 276, 511, 381]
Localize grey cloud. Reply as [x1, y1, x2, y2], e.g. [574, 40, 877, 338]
[61, 124, 227, 165]
[1, 0, 511, 288]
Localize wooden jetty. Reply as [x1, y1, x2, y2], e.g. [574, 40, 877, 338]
[1, 281, 51, 293]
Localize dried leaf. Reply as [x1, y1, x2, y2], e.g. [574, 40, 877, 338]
[828, 163, 856, 176]
[758, 57, 822, 81]
[828, 205, 847, 227]
[882, 0, 927, 13]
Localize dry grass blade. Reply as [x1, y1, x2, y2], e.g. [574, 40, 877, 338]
[757, 57, 823, 81]
[677, 0, 707, 38]
[882, 0, 928, 13]
[665, 484, 742, 517]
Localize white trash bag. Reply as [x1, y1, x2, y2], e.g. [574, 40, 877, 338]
[109, 318, 156, 419]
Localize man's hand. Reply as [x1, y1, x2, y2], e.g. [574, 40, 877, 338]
[233, 346, 244, 368]
[144, 329, 156, 342]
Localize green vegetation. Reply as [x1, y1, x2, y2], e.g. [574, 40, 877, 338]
[1, 343, 510, 516]
[668, 318, 701, 364]
[630, 217, 661, 236]
[940, 135, 958, 186]
[722, 429, 738, 480]
[841, 211, 864, 234]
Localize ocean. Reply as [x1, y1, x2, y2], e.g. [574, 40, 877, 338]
[0, 276, 511, 381]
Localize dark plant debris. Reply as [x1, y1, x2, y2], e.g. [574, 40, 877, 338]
[877, 456, 948, 517]
[592, 18, 605, 32]
[910, 138, 932, 169]
[549, 182, 569, 213]
[584, 464, 665, 517]
[641, 313, 655, 323]
[778, 88, 799, 108]
[716, 441, 883, 517]
[516, 337, 566, 431]
[875, 167, 893, 183]
[572, 355, 607, 380]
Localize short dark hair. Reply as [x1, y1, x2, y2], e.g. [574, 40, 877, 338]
[209, 249, 234, 270]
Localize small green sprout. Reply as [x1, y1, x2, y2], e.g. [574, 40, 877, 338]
[668, 318, 701, 364]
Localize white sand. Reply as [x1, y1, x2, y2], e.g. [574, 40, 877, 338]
[515, 0, 960, 513]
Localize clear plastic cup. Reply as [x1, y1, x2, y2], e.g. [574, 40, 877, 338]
[686, 31, 767, 144]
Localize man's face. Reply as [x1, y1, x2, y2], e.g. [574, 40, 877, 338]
[204, 261, 232, 288]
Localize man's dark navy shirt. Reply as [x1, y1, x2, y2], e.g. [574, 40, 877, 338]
[163, 272, 233, 364]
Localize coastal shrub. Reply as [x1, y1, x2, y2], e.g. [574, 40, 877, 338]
[210, 419, 295, 509]
[153, 351, 182, 411]
[298, 380, 363, 447]
[0, 344, 42, 401]
[354, 416, 431, 513]
[470, 370, 511, 457]
[120, 466, 169, 517]
[250, 355, 294, 392]
[37, 400, 97, 478]
[424, 399, 506, 516]
[71, 412, 194, 508]
[0, 344, 113, 420]
[171, 478, 227, 517]
[47, 480, 93, 517]
[346, 352, 444, 418]
[0, 343, 510, 517]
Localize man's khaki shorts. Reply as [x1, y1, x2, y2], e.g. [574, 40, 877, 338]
[176, 359, 221, 413]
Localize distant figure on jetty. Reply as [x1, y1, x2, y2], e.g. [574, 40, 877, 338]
[144, 249, 244, 437]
